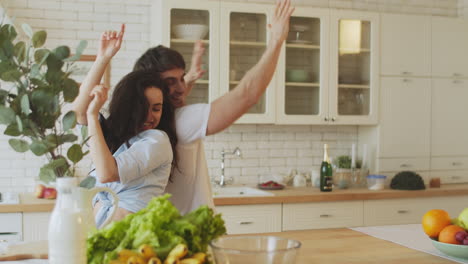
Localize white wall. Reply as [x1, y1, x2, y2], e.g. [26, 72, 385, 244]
[0, 0, 460, 193]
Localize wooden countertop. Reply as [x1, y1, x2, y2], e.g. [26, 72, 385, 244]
[0, 193, 55, 213]
[213, 184, 468, 205]
[260, 228, 455, 264]
[2, 184, 468, 213]
[0, 227, 454, 263]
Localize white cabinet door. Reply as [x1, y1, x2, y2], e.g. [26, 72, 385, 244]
[329, 10, 380, 125]
[23, 212, 50, 242]
[275, 8, 330, 125]
[431, 79, 468, 156]
[379, 77, 431, 158]
[216, 204, 281, 234]
[0, 213, 22, 243]
[432, 17, 468, 78]
[219, 3, 276, 124]
[152, 0, 220, 105]
[381, 14, 431, 77]
[282, 201, 363, 230]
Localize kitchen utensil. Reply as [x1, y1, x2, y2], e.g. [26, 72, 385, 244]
[172, 24, 209, 40]
[210, 236, 301, 264]
[431, 238, 468, 259]
[366, 174, 386, 190]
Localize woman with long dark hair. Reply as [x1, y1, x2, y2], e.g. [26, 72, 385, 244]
[72, 25, 177, 227]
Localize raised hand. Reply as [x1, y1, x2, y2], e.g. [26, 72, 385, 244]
[185, 40, 206, 84]
[98, 24, 125, 60]
[87, 85, 109, 117]
[269, 0, 295, 44]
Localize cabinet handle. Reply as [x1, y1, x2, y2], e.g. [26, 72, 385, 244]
[452, 162, 464, 166]
[238, 221, 253, 225]
[0, 239, 7, 243]
[319, 214, 332, 218]
[453, 79, 463, 84]
[324, 117, 329, 121]
[400, 164, 411, 168]
[397, 210, 409, 214]
[453, 73, 463, 77]
[401, 71, 411, 75]
[402, 79, 411, 83]
[451, 176, 461, 180]
[331, 117, 336, 122]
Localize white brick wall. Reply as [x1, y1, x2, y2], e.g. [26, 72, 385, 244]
[0, 0, 461, 193]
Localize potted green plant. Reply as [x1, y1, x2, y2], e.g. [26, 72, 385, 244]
[0, 22, 93, 186]
[333, 155, 352, 189]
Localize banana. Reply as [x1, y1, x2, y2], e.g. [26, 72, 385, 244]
[163, 256, 180, 264]
[138, 244, 157, 260]
[191, 253, 206, 263]
[179, 258, 201, 264]
[167, 244, 188, 259]
[147, 257, 162, 264]
[127, 255, 146, 264]
[118, 249, 141, 262]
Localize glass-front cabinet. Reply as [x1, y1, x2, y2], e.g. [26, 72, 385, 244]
[276, 8, 329, 124]
[151, 0, 220, 105]
[219, 4, 276, 123]
[329, 10, 379, 124]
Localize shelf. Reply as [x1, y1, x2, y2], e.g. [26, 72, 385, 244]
[230, 41, 266, 47]
[286, 43, 320, 50]
[339, 48, 370, 53]
[338, 84, 370, 89]
[171, 39, 209, 44]
[285, 82, 320, 87]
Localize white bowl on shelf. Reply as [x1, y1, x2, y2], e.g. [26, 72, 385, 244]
[172, 24, 209, 40]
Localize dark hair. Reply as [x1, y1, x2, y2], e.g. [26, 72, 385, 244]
[133, 45, 186, 74]
[102, 70, 178, 170]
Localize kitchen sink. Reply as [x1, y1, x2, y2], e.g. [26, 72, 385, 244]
[212, 186, 274, 197]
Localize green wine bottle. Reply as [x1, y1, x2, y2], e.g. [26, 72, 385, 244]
[320, 143, 333, 192]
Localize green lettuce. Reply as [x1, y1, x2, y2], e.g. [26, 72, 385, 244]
[86, 194, 226, 264]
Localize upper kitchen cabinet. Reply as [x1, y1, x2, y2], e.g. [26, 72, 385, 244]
[219, 3, 276, 123]
[151, 0, 220, 105]
[276, 8, 330, 124]
[432, 17, 468, 78]
[329, 10, 379, 124]
[381, 14, 431, 77]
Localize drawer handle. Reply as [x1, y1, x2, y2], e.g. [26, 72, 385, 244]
[0, 239, 7, 243]
[453, 73, 463, 77]
[453, 79, 463, 84]
[402, 71, 411, 75]
[238, 221, 253, 225]
[451, 176, 461, 180]
[397, 210, 409, 214]
[402, 78, 411, 83]
[452, 162, 463, 166]
[319, 214, 332, 218]
[400, 164, 411, 168]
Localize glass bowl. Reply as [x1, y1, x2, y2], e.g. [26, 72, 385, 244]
[210, 236, 301, 264]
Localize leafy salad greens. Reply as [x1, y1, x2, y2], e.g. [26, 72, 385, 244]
[86, 194, 226, 264]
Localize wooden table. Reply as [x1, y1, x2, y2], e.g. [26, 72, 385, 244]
[260, 228, 456, 264]
[0, 228, 457, 263]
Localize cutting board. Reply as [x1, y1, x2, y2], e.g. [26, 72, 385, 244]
[0, 240, 48, 261]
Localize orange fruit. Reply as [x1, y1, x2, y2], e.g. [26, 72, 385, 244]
[422, 209, 451, 238]
[438, 225, 465, 244]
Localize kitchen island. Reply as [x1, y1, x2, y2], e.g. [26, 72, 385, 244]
[0, 226, 458, 263]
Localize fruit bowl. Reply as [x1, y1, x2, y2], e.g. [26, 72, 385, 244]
[431, 239, 468, 259]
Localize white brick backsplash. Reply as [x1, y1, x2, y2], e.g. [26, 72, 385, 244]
[44, 10, 78, 20]
[269, 148, 297, 158]
[295, 132, 322, 140]
[230, 158, 259, 167]
[241, 132, 269, 141]
[269, 132, 295, 141]
[28, 1, 61, 10]
[11, 8, 44, 18]
[62, 2, 93, 12]
[241, 149, 269, 158]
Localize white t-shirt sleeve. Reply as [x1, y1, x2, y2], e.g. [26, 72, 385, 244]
[115, 130, 173, 185]
[175, 103, 211, 144]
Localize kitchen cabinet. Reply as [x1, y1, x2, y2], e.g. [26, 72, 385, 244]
[277, 9, 379, 125]
[216, 204, 281, 234]
[22, 212, 50, 242]
[432, 17, 468, 78]
[282, 201, 363, 231]
[380, 14, 431, 77]
[152, 1, 379, 125]
[0, 213, 22, 243]
[364, 196, 468, 226]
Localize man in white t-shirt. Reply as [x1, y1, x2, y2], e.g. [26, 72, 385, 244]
[134, 0, 294, 214]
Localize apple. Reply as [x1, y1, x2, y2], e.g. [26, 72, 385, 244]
[43, 187, 57, 199]
[34, 184, 46, 198]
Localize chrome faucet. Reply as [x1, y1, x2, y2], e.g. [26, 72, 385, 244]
[216, 147, 241, 187]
